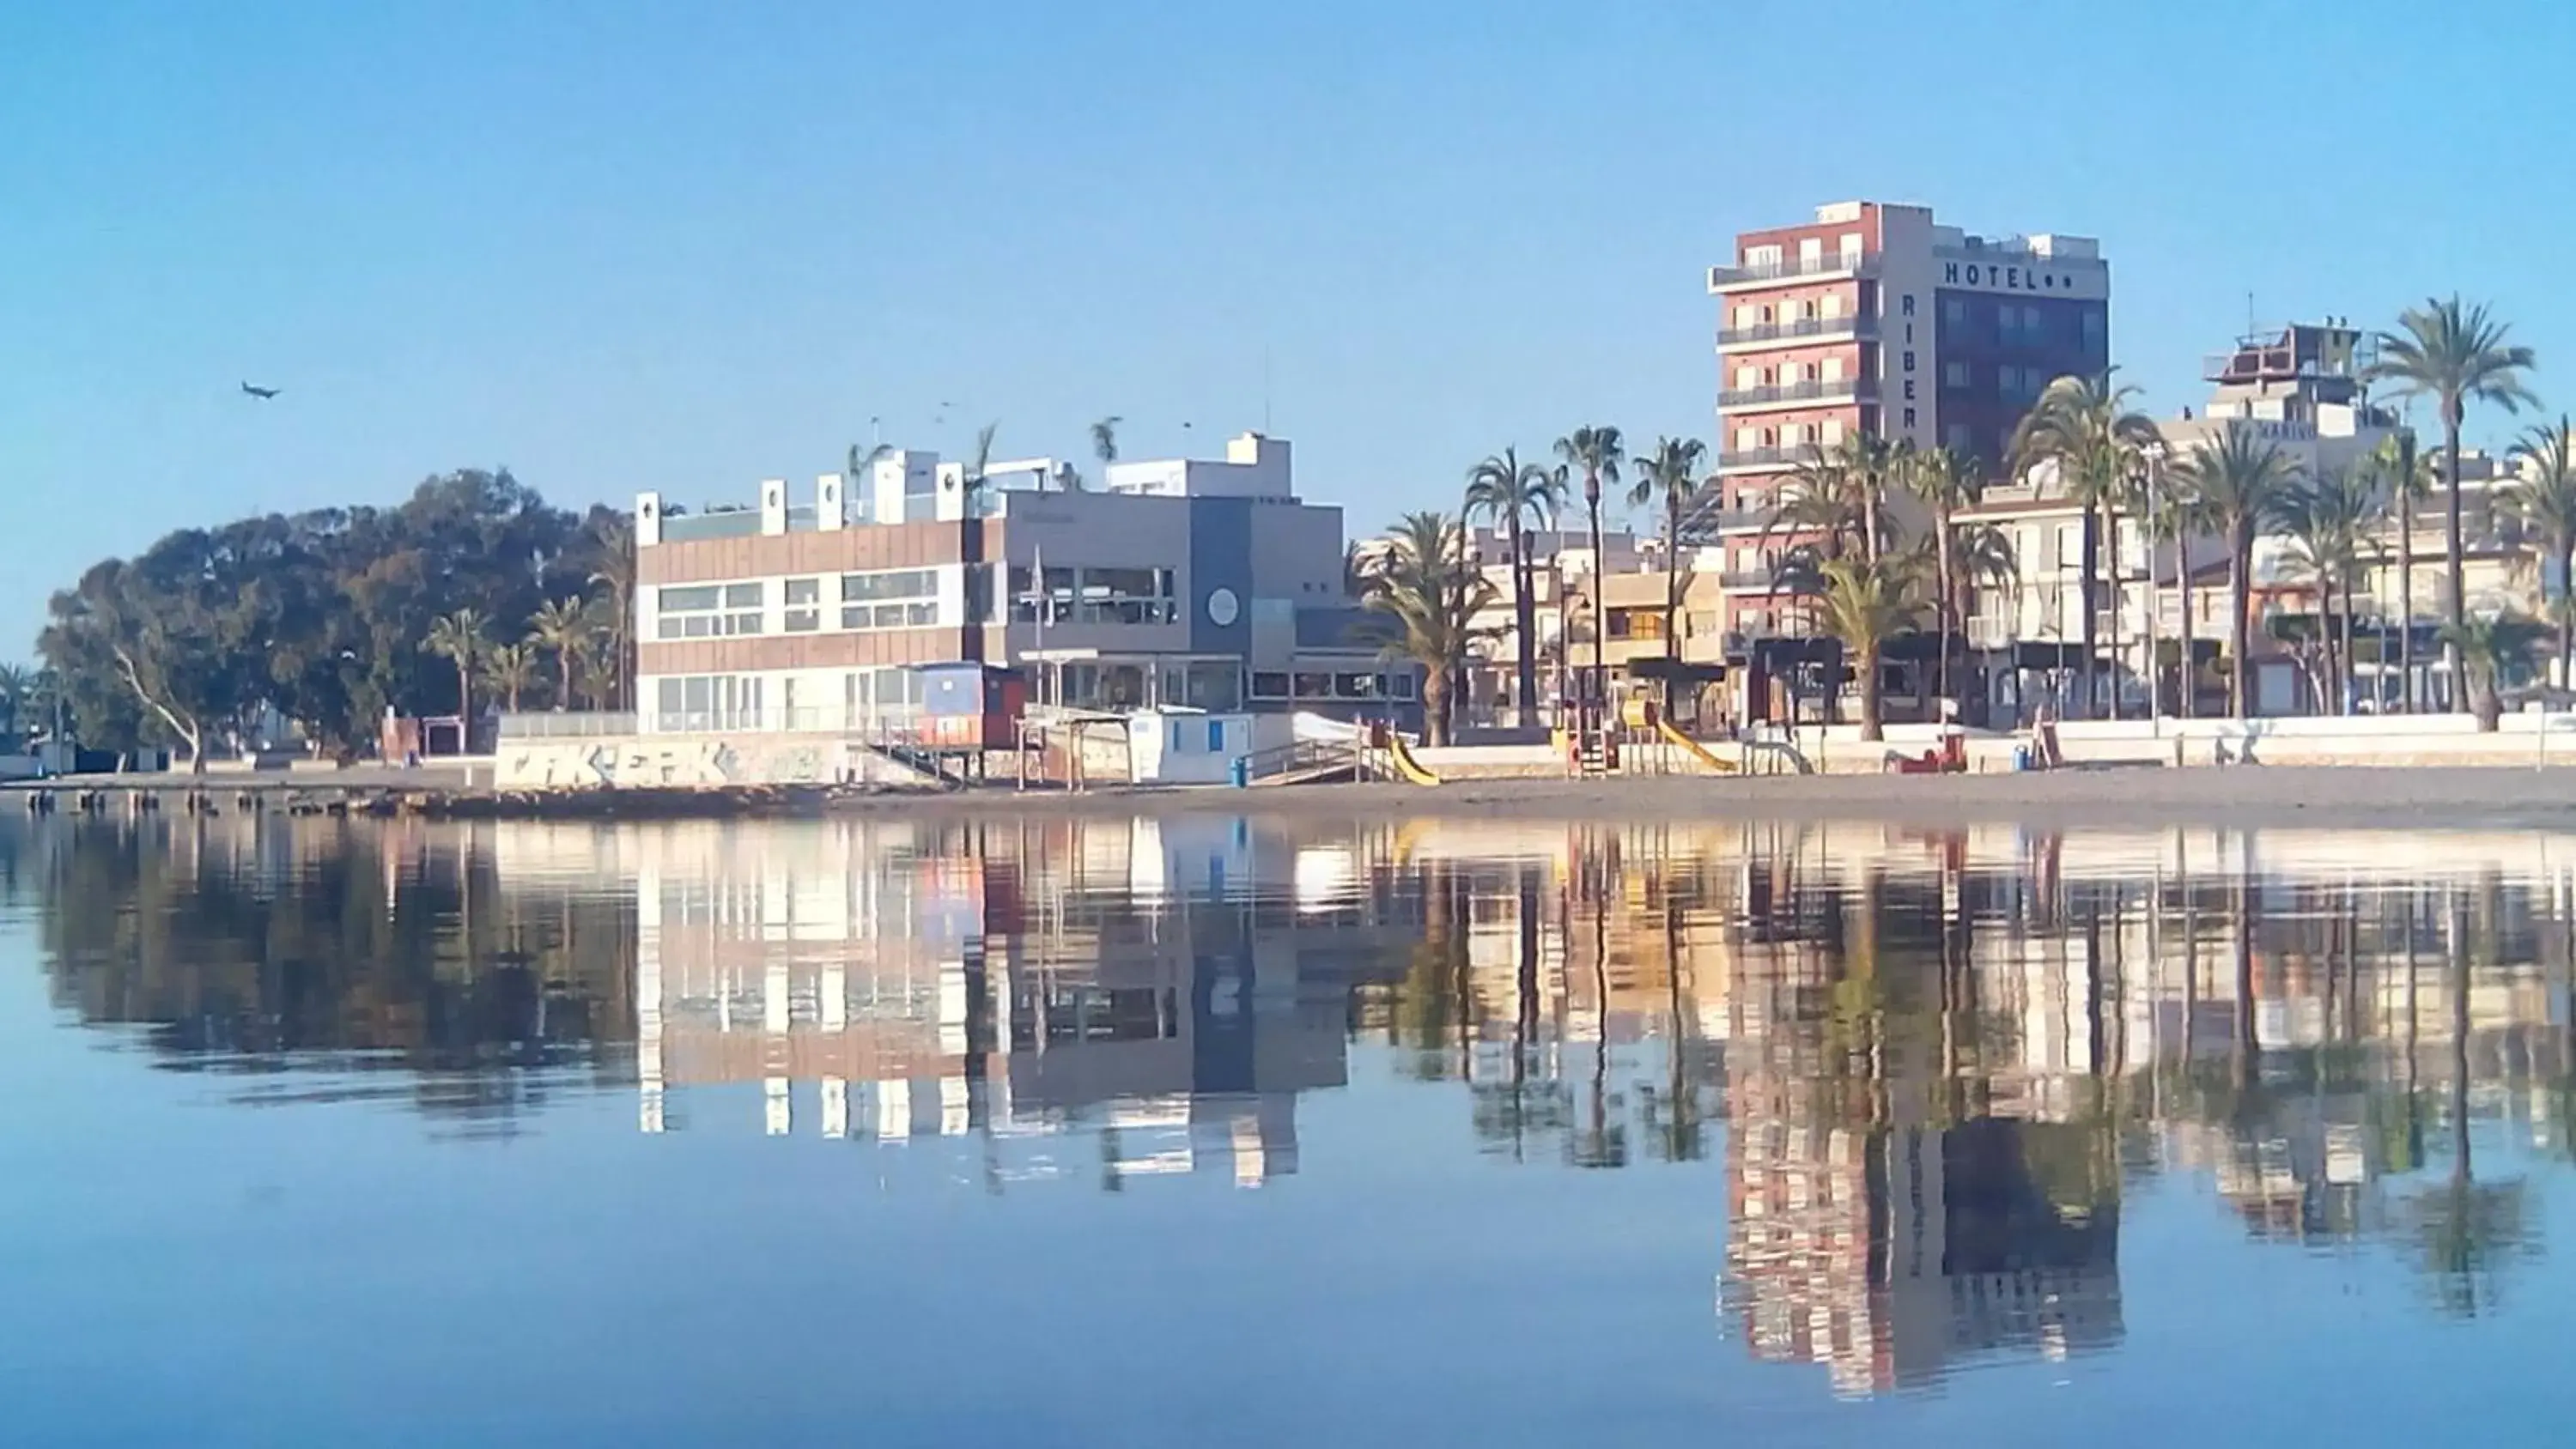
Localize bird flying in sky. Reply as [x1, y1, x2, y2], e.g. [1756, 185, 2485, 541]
[240, 382, 280, 399]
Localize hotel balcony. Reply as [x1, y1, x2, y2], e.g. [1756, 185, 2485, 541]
[1716, 313, 1879, 351]
[1718, 376, 1879, 413]
[1714, 446, 1811, 475]
[1707, 252, 1880, 291]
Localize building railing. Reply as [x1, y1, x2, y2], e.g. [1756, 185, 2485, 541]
[1719, 567, 1784, 590]
[495, 712, 639, 740]
[1718, 376, 1879, 409]
[639, 706, 927, 737]
[658, 511, 766, 543]
[1708, 252, 1878, 287]
[1716, 313, 1877, 347]
[1714, 447, 1809, 472]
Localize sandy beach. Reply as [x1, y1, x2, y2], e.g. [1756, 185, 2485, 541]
[779, 764, 2576, 832]
[27, 762, 2576, 832]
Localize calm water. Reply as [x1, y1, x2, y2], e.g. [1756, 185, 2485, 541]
[7, 814, 2576, 1446]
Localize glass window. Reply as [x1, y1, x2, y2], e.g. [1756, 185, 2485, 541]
[1334, 673, 1377, 699]
[1388, 671, 1418, 700]
[1251, 671, 1291, 699]
[1293, 672, 1332, 698]
[658, 678, 682, 713]
[785, 609, 820, 633]
[728, 612, 762, 635]
[659, 585, 720, 611]
[723, 583, 763, 608]
[1943, 297, 1966, 325]
[785, 578, 820, 605]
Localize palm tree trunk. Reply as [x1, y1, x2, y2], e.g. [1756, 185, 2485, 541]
[1586, 476, 1607, 720]
[2079, 504, 2100, 718]
[2105, 507, 2124, 721]
[2230, 535, 2253, 718]
[2177, 535, 2197, 718]
[1858, 642, 1883, 741]
[1663, 495, 1683, 715]
[2397, 488, 2416, 711]
[2339, 573, 2357, 717]
[557, 654, 573, 712]
[1935, 511, 1954, 705]
[2450, 888, 2473, 1190]
[2445, 412, 2468, 712]
[1511, 518, 1539, 726]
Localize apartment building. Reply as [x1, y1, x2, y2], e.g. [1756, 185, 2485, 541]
[1696, 200, 2111, 722]
[632, 432, 1418, 735]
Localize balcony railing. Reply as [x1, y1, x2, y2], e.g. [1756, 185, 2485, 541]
[1708, 252, 1878, 288]
[1719, 567, 1785, 590]
[1714, 447, 1809, 471]
[1716, 313, 1878, 348]
[1718, 376, 1879, 409]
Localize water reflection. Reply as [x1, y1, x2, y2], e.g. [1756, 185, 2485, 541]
[9, 813, 2573, 1398]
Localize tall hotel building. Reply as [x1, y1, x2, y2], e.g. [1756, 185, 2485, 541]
[1698, 201, 2111, 644]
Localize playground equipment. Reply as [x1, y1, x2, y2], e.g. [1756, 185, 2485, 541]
[1653, 714, 1738, 773]
[1382, 730, 1443, 786]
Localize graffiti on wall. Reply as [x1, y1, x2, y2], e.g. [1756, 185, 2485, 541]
[498, 737, 867, 791]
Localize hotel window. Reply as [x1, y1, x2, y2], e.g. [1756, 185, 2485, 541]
[839, 568, 939, 630]
[1797, 237, 1823, 266]
[1821, 357, 1844, 384]
[1799, 361, 1820, 384]
[2021, 304, 2044, 338]
[1735, 427, 1760, 452]
[1735, 365, 1760, 390]
[1838, 233, 1862, 264]
[1820, 292, 1843, 319]
[1997, 365, 2020, 399]
[1943, 297, 1966, 326]
[1821, 419, 1844, 446]
[657, 584, 763, 640]
[1798, 299, 1820, 322]
[1943, 360, 1969, 389]
[784, 578, 822, 633]
[1947, 423, 1973, 453]
[1733, 305, 1759, 330]
[1782, 423, 1805, 448]
[2082, 306, 2105, 347]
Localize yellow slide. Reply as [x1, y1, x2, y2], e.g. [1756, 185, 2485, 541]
[1655, 716, 1740, 773]
[1384, 732, 1443, 786]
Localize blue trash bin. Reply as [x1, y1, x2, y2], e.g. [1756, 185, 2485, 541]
[1229, 756, 1250, 788]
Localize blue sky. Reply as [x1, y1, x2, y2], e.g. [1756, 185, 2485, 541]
[6, 0, 2573, 654]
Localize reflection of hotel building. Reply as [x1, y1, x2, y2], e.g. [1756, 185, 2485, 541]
[629, 817, 1406, 1188]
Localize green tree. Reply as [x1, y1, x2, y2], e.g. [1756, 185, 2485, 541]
[2281, 465, 2376, 714]
[580, 510, 636, 711]
[2504, 415, 2576, 688]
[526, 596, 593, 711]
[1811, 555, 1923, 742]
[1627, 436, 1710, 710]
[481, 642, 539, 713]
[422, 608, 489, 724]
[2368, 298, 2540, 712]
[1089, 415, 1121, 490]
[1903, 446, 1986, 702]
[2366, 429, 2438, 712]
[2439, 611, 2546, 731]
[1465, 446, 1567, 726]
[1552, 425, 1625, 712]
[1360, 511, 1498, 747]
[2144, 463, 2216, 717]
[2009, 373, 2160, 718]
[2171, 425, 2305, 717]
[0, 663, 27, 743]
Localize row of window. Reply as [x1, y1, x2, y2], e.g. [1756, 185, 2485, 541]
[1938, 361, 2054, 401]
[1734, 420, 1847, 454]
[1247, 671, 1418, 701]
[1937, 296, 2107, 347]
[1732, 358, 1850, 391]
[1728, 292, 1852, 330]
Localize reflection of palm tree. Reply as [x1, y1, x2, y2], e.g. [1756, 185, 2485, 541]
[2404, 888, 2530, 1315]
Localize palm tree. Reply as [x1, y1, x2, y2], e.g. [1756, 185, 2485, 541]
[846, 440, 894, 516]
[2367, 430, 2436, 712]
[2010, 373, 2160, 718]
[2440, 611, 2547, 731]
[422, 608, 489, 724]
[1904, 446, 1985, 702]
[1553, 426, 1625, 714]
[1812, 555, 1923, 742]
[2171, 426, 2304, 717]
[0, 662, 27, 742]
[2144, 467, 2217, 717]
[2368, 298, 2540, 711]
[1627, 436, 1710, 711]
[2281, 466, 2375, 714]
[1464, 447, 1567, 726]
[2505, 415, 2576, 688]
[1089, 415, 1121, 488]
[527, 596, 593, 712]
[585, 512, 636, 710]
[481, 642, 539, 713]
[1359, 511, 1498, 746]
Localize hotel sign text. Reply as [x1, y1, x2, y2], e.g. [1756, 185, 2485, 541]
[1941, 259, 2104, 299]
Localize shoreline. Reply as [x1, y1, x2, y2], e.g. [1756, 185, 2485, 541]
[22, 765, 2576, 831]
